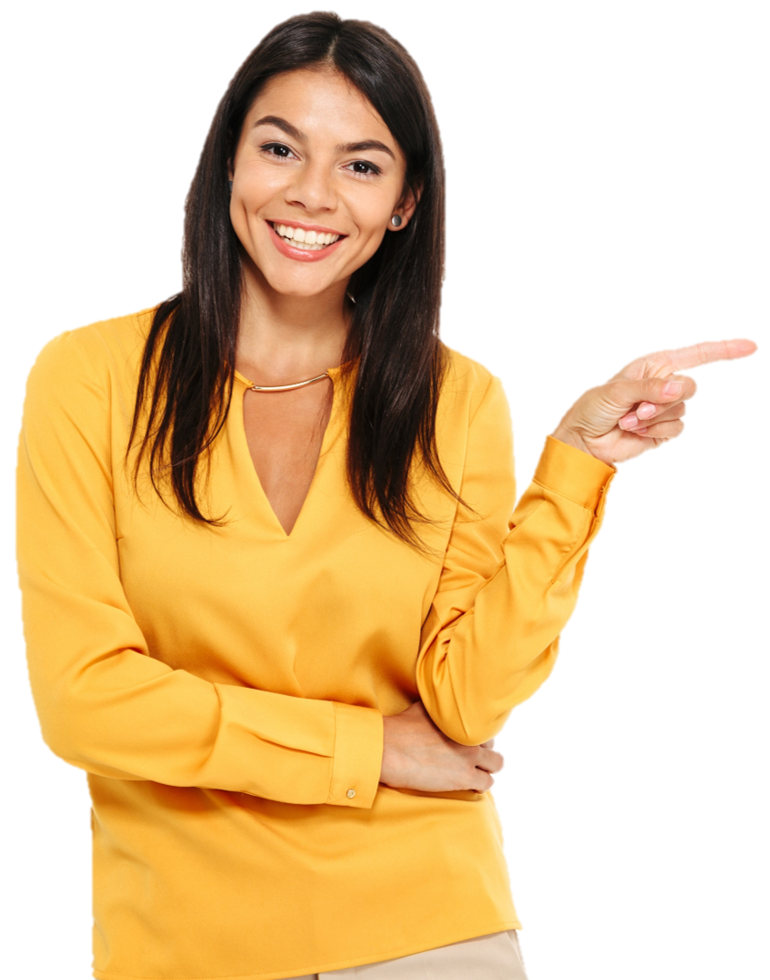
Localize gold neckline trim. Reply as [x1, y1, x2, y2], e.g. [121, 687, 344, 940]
[246, 372, 331, 393]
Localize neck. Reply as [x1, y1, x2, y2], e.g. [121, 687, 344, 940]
[236, 266, 352, 386]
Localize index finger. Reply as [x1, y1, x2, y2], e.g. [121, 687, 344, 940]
[660, 339, 757, 372]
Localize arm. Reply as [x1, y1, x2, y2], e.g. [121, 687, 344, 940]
[416, 376, 615, 746]
[16, 331, 382, 808]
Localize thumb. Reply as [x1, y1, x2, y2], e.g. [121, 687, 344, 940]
[557, 370, 700, 445]
[610, 373, 697, 410]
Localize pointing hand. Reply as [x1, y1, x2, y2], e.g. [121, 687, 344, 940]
[551, 339, 757, 466]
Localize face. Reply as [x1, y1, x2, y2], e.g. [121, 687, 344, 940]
[228, 68, 416, 301]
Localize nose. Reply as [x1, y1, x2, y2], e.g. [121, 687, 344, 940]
[284, 158, 337, 214]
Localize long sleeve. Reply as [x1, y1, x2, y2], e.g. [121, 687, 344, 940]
[416, 374, 616, 746]
[16, 331, 382, 808]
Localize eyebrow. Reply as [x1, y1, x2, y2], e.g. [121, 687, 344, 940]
[253, 115, 396, 161]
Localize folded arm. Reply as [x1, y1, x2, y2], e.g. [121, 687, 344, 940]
[16, 331, 382, 808]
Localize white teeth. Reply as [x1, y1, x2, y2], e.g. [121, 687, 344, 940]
[289, 240, 325, 250]
[273, 223, 341, 248]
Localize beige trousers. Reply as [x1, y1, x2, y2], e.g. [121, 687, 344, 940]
[288, 929, 528, 979]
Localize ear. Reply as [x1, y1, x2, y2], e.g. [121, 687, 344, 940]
[388, 181, 421, 231]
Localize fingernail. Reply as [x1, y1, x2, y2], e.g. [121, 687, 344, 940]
[621, 415, 638, 429]
[663, 381, 683, 396]
[637, 404, 656, 419]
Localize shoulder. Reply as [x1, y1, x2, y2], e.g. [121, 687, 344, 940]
[28, 306, 155, 387]
[439, 346, 510, 426]
[429, 348, 515, 507]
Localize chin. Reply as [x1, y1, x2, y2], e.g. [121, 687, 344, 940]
[274, 283, 345, 300]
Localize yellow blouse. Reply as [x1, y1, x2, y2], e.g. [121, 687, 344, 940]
[17, 308, 615, 980]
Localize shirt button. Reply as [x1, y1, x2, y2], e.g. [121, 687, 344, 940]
[346, 788, 356, 799]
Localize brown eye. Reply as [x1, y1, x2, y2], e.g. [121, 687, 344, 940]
[262, 143, 293, 159]
[348, 160, 381, 176]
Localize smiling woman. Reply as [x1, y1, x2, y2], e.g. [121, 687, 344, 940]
[129, 19, 449, 545]
[230, 74, 412, 282]
[15, 10, 755, 980]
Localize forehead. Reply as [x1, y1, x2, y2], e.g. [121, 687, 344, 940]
[240, 68, 397, 148]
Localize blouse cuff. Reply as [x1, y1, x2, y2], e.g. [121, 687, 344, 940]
[534, 436, 616, 513]
[327, 702, 384, 809]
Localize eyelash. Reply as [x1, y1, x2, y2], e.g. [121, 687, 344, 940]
[259, 142, 382, 177]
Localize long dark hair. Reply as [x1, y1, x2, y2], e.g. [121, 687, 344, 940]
[129, 12, 459, 544]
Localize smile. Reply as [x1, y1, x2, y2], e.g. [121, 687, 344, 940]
[269, 222, 342, 251]
[267, 221, 347, 262]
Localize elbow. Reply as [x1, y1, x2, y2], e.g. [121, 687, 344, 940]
[428, 706, 506, 748]
[437, 698, 543, 746]
[33, 684, 113, 776]
[37, 693, 91, 769]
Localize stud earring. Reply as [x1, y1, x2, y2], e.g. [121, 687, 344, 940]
[390, 214, 402, 227]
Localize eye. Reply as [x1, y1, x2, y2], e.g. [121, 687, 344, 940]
[345, 160, 382, 177]
[260, 142, 296, 160]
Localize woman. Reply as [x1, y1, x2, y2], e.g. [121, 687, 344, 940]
[16, 12, 755, 980]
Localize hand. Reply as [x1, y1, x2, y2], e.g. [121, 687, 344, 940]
[380, 701, 503, 794]
[551, 339, 757, 466]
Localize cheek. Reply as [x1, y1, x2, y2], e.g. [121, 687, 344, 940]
[228, 199, 252, 253]
[355, 226, 388, 267]
[227, 184, 246, 233]
[232, 159, 284, 217]
[356, 201, 397, 259]
[228, 180, 278, 248]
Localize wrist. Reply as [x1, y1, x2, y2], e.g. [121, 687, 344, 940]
[550, 424, 593, 457]
[380, 716, 396, 786]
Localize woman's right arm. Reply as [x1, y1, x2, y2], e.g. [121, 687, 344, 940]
[17, 332, 385, 809]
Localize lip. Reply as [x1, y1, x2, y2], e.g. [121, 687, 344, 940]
[267, 221, 346, 263]
[268, 218, 346, 237]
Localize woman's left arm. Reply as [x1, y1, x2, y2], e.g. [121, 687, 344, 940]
[416, 376, 613, 746]
[415, 340, 755, 746]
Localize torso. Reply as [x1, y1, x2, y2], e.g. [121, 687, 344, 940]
[241, 378, 334, 535]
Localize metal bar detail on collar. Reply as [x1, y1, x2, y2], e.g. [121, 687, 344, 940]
[248, 372, 331, 393]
